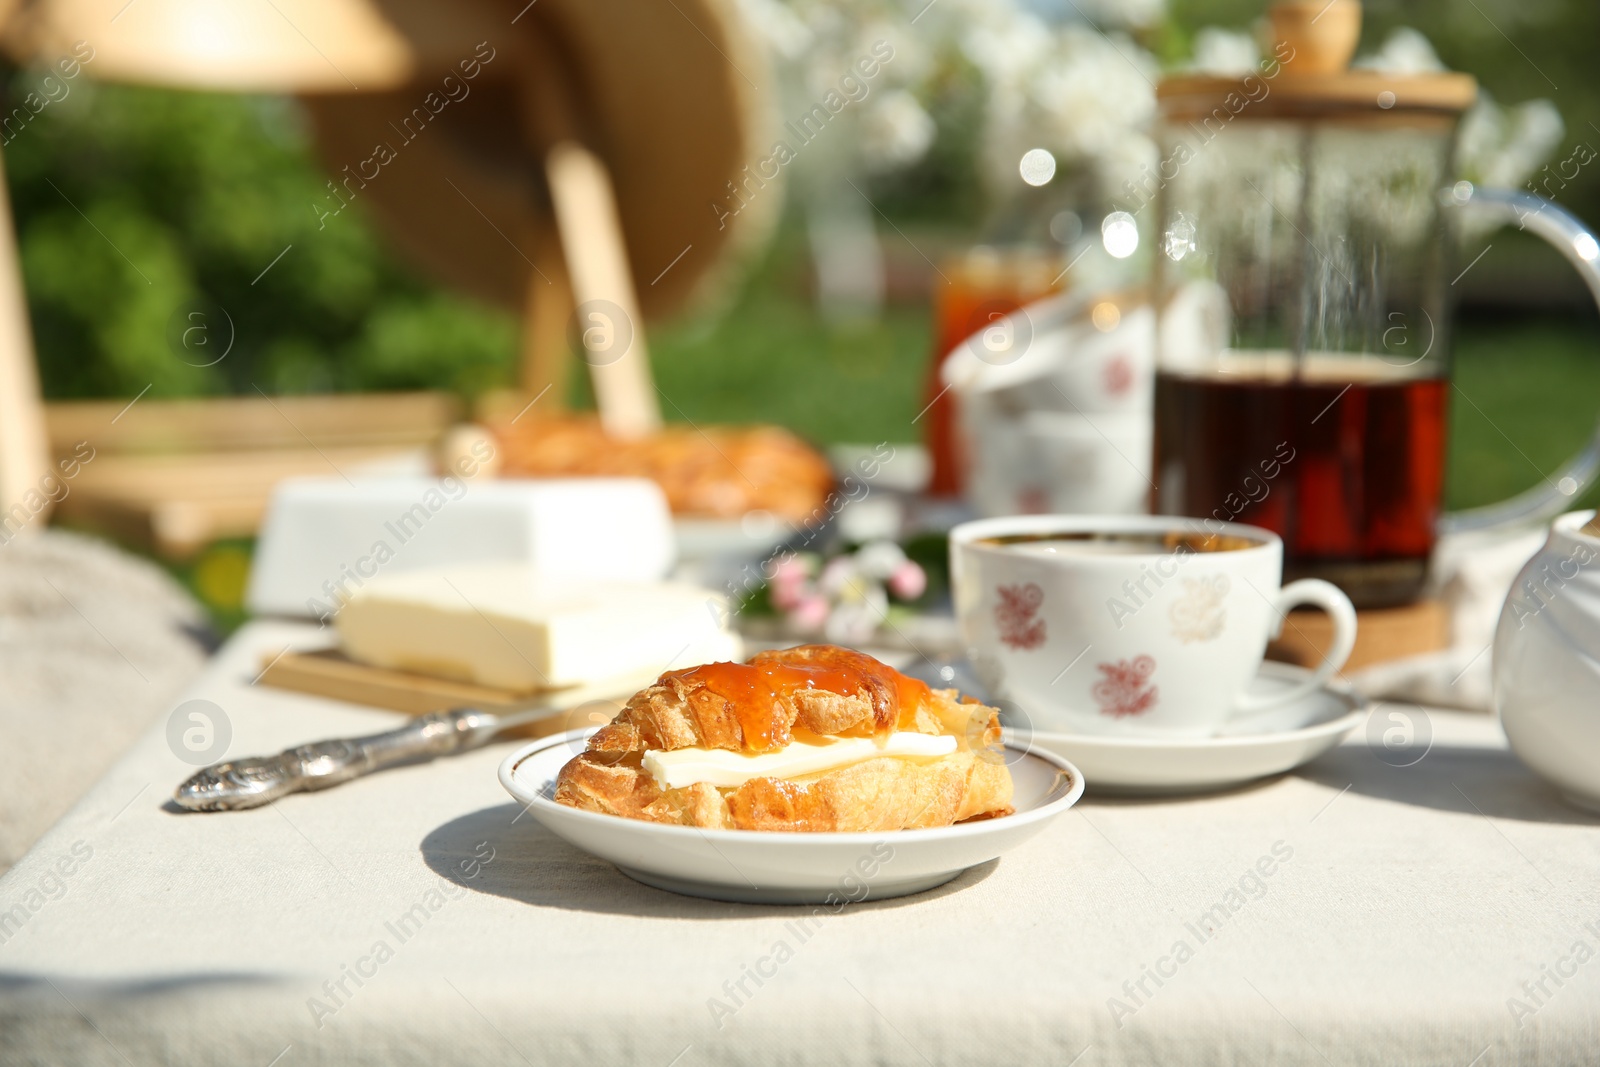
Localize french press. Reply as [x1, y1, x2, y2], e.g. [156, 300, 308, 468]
[1149, 0, 1600, 606]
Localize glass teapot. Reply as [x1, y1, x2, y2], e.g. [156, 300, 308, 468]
[1149, 0, 1600, 606]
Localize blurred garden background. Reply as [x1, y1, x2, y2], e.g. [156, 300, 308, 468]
[6, 0, 1600, 626]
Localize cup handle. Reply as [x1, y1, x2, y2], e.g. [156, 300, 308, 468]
[1231, 579, 1357, 714]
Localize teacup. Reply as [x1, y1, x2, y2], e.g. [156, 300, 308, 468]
[950, 515, 1357, 736]
[964, 410, 1151, 519]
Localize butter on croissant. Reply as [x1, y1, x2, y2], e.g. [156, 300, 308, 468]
[554, 644, 1015, 832]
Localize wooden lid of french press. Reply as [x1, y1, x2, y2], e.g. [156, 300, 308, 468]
[1158, 0, 1477, 121]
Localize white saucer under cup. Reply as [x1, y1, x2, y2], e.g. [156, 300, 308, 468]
[1021, 662, 1366, 795]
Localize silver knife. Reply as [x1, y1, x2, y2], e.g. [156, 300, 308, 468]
[172, 674, 650, 812]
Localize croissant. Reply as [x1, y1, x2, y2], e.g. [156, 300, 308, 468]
[555, 645, 1015, 832]
[491, 414, 835, 523]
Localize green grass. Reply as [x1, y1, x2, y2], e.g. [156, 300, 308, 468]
[1449, 315, 1600, 512]
[650, 291, 934, 447]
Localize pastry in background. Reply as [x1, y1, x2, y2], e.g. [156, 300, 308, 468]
[555, 644, 1014, 831]
[488, 413, 834, 522]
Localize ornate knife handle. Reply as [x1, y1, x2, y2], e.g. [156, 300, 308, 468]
[173, 709, 498, 812]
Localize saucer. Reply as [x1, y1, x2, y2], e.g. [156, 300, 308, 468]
[498, 729, 1084, 904]
[1020, 662, 1365, 795]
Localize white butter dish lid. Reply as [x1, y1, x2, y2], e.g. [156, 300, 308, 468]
[247, 476, 675, 618]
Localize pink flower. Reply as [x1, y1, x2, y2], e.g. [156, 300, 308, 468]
[770, 574, 806, 610]
[888, 560, 926, 600]
[788, 594, 830, 633]
[769, 555, 809, 584]
[767, 556, 811, 610]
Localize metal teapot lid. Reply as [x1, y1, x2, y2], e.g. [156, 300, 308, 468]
[1158, 0, 1477, 121]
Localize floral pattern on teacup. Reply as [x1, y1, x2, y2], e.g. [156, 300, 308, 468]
[1093, 655, 1158, 717]
[1103, 351, 1134, 398]
[1168, 575, 1230, 643]
[994, 582, 1047, 650]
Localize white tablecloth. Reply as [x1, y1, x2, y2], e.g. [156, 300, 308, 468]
[1, 622, 1596, 1066]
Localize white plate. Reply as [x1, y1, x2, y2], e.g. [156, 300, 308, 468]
[498, 730, 1084, 904]
[672, 518, 789, 562]
[1021, 662, 1365, 796]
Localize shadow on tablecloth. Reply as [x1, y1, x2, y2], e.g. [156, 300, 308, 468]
[1296, 742, 1598, 825]
[0, 970, 279, 1002]
[419, 803, 997, 917]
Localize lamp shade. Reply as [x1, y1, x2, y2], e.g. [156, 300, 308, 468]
[300, 0, 776, 320]
[4, 0, 777, 320]
[3, 0, 501, 92]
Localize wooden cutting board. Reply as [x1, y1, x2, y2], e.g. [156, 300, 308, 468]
[254, 648, 616, 738]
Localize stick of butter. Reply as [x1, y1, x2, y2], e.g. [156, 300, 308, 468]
[335, 565, 738, 690]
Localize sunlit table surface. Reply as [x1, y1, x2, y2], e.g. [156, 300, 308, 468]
[1, 621, 1596, 1066]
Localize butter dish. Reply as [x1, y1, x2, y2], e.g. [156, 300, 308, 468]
[246, 476, 675, 617]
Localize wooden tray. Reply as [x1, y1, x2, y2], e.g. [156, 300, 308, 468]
[45, 391, 461, 558]
[1267, 599, 1451, 674]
